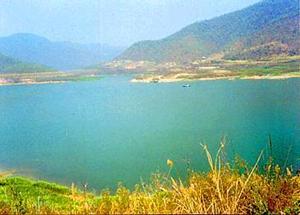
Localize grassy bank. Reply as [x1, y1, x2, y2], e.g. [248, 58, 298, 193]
[0, 145, 299, 214]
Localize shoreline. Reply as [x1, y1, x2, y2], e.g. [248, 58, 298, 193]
[0, 80, 66, 87]
[1, 73, 299, 86]
[131, 73, 300, 83]
[0, 72, 102, 87]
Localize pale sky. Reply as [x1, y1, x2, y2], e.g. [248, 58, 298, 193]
[0, 0, 260, 46]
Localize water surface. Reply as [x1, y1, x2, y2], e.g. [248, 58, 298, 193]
[0, 76, 299, 190]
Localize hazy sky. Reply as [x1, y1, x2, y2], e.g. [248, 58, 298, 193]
[0, 0, 260, 46]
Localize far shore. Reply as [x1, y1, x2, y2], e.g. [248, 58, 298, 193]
[131, 73, 300, 83]
[0, 72, 101, 87]
[0, 80, 66, 87]
[1, 73, 299, 87]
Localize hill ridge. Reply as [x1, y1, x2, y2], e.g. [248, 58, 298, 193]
[0, 34, 124, 70]
[118, 0, 299, 62]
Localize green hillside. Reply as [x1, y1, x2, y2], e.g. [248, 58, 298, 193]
[0, 53, 53, 73]
[224, 15, 300, 60]
[118, 0, 299, 62]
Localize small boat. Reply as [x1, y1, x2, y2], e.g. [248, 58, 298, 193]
[182, 84, 191, 88]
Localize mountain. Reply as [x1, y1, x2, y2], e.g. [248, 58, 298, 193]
[118, 0, 299, 62]
[0, 33, 124, 70]
[0, 53, 53, 74]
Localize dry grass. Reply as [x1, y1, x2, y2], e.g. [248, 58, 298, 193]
[0, 143, 299, 214]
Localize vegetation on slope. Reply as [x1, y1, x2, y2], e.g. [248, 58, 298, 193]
[224, 15, 300, 60]
[0, 144, 299, 214]
[0, 53, 53, 74]
[118, 0, 299, 62]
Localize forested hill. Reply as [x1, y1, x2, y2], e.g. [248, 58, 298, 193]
[118, 0, 299, 62]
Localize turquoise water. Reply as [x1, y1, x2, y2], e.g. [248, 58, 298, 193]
[0, 76, 299, 190]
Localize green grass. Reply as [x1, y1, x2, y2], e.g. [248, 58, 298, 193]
[0, 177, 74, 213]
[0, 144, 299, 214]
[224, 58, 300, 77]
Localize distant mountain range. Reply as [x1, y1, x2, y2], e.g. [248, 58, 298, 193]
[0, 33, 124, 70]
[118, 0, 299, 62]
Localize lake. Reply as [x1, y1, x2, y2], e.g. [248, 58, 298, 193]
[0, 76, 299, 191]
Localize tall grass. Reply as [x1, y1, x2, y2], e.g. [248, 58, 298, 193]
[0, 143, 299, 214]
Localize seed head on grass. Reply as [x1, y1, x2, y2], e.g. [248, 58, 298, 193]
[167, 159, 174, 168]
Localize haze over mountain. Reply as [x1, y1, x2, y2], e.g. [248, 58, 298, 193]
[118, 0, 299, 62]
[0, 33, 124, 70]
